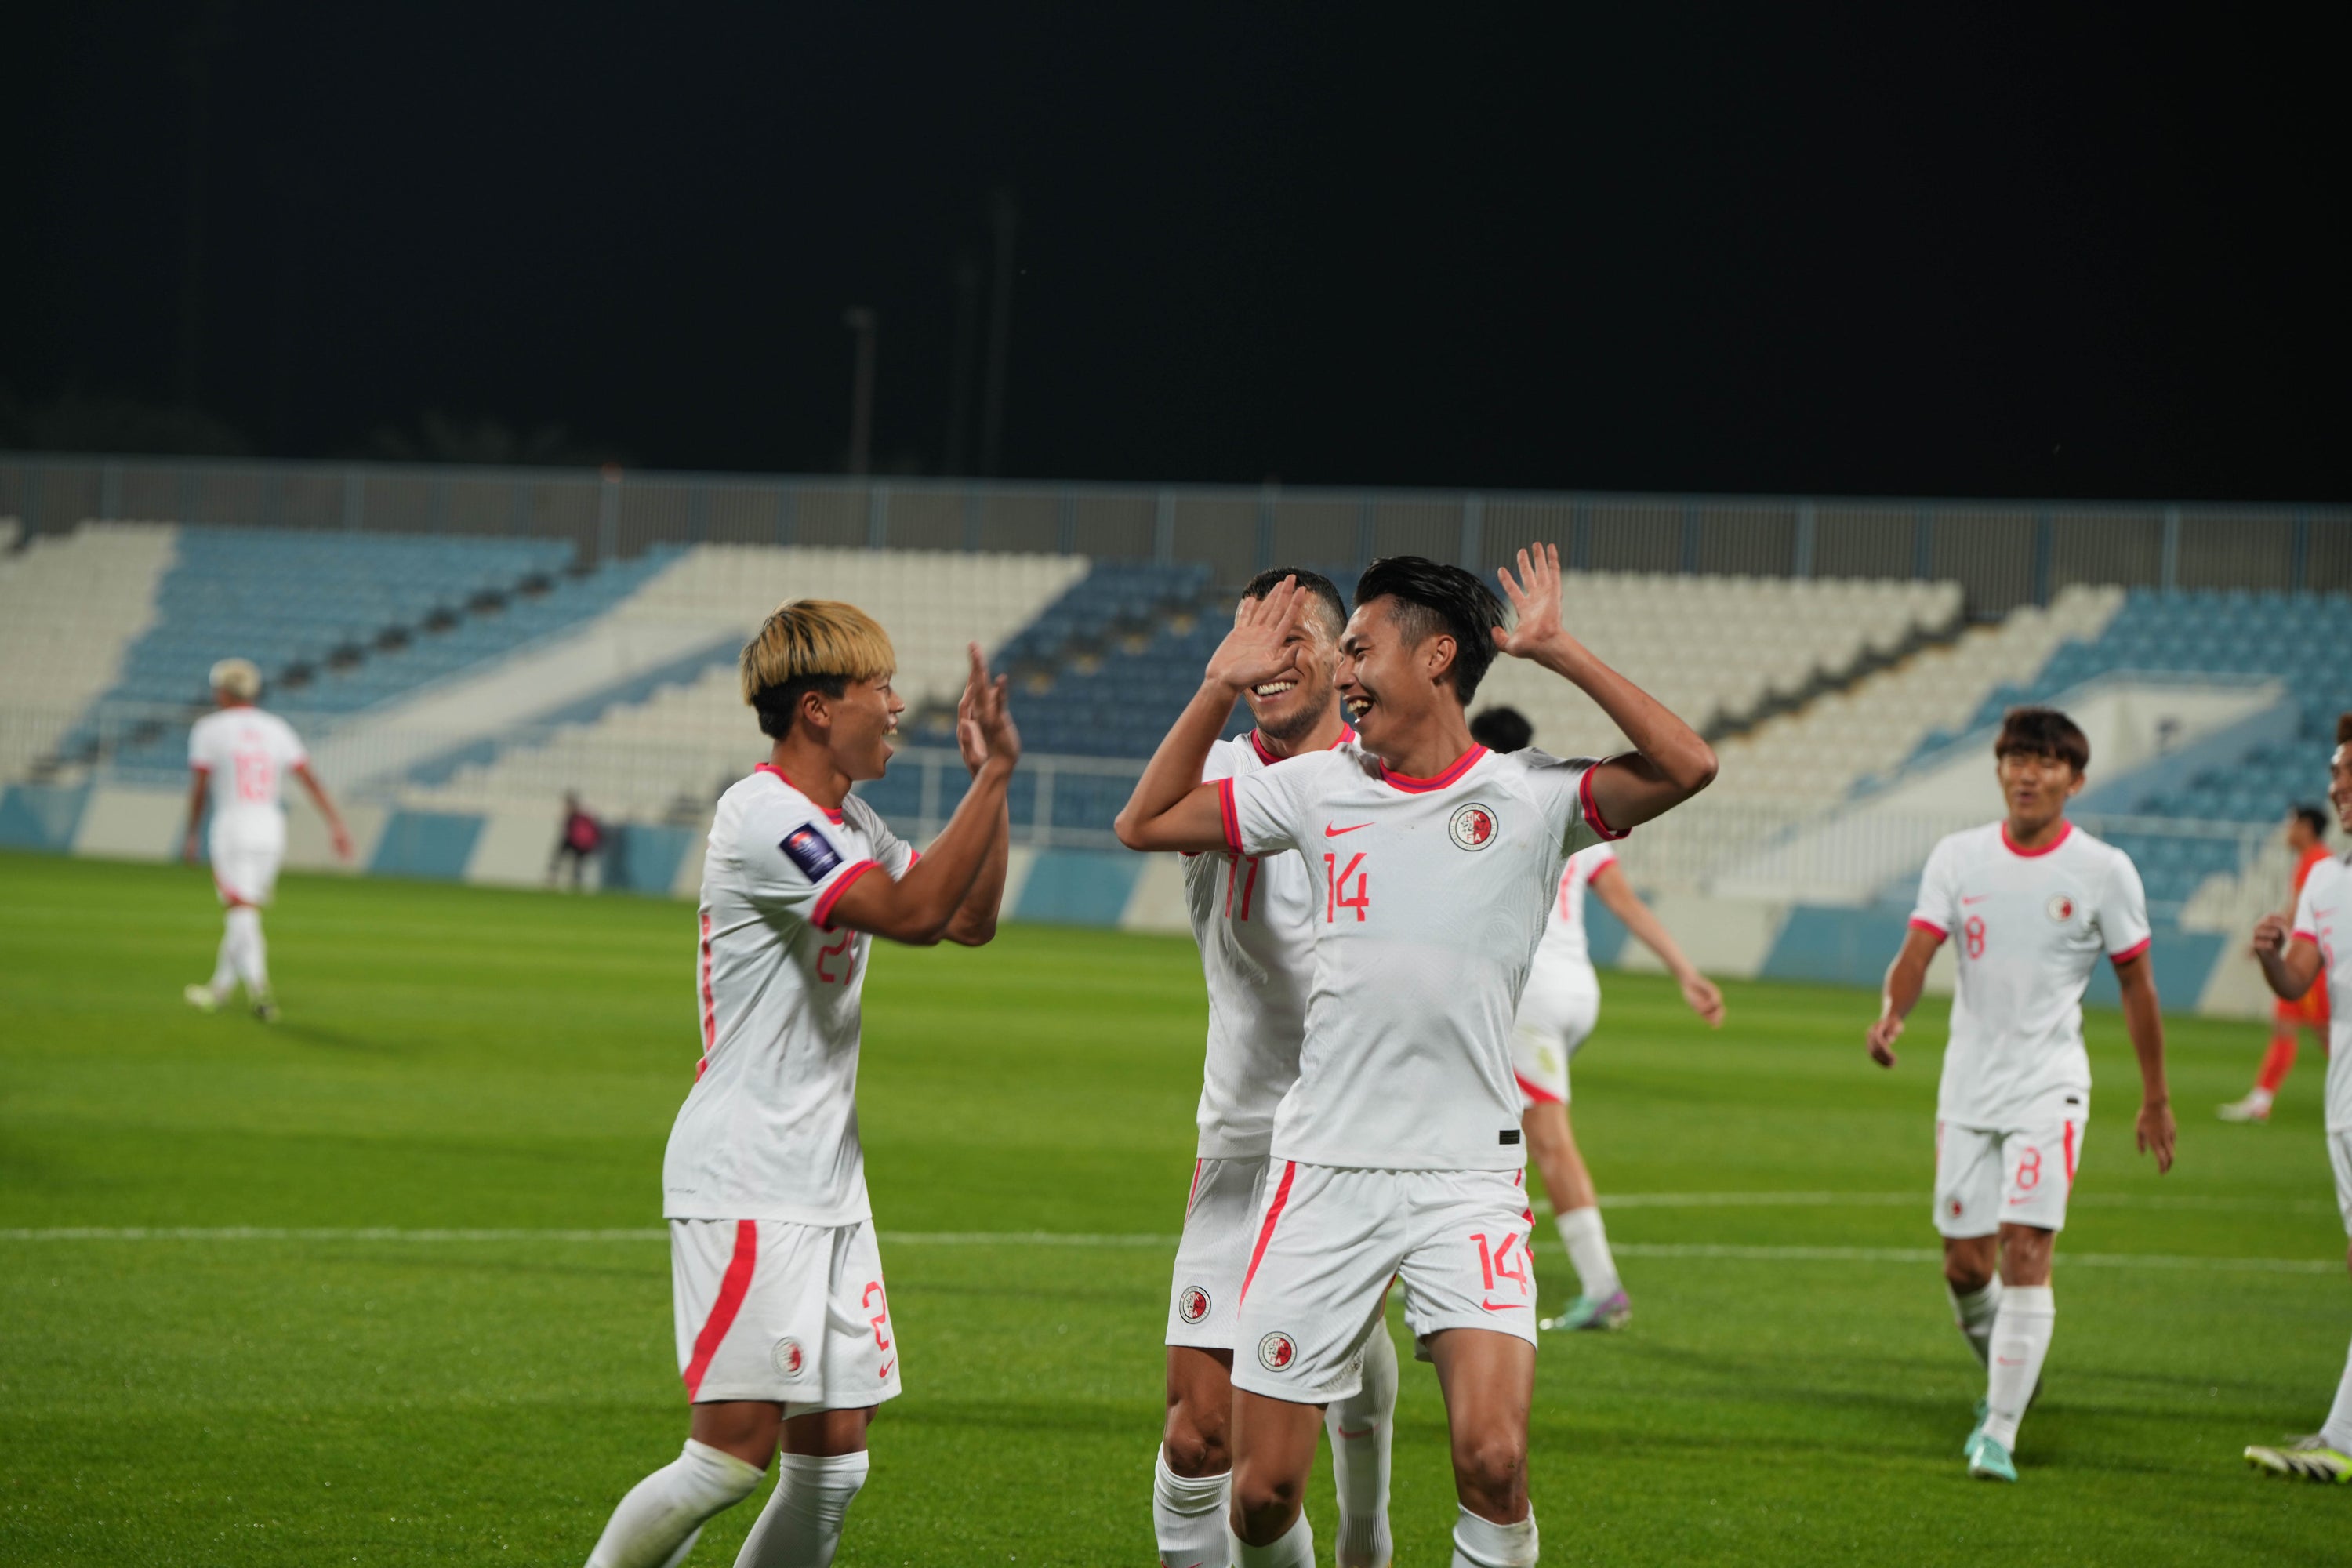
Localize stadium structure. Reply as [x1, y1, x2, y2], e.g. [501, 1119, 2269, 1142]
[3, 450, 2347, 1018]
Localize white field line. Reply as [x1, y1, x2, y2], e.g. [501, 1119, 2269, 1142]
[0, 1225, 2337, 1275]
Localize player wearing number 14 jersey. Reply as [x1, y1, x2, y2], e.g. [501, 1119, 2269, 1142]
[1866, 706, 2176, 1484]
[1120, 549, 1716, 1568]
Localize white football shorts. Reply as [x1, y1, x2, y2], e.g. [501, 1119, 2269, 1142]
[1229, 1162, 1537, 1404]
[1933, 1091, 2088, 1238]
[1167, 1154, 1272, 1350]
[209, 843, 282, 906]
[2329, 1131, 2352, 1238]
[1509, 966, 1600, 1108]
[670, 1217, 902, 1414]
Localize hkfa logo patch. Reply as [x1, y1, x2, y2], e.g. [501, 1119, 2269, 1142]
[1258, 1331, 1298, 1373]
[1448, 801, 1498, 852]
[2046, 893, 2077, 923]
[771, 1338, 806, 1377]
[1177, 1285, 1211, 1325]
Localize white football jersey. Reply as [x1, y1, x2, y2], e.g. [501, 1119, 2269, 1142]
[187, 706, 308, 850]
[1225, 741, 1613, 1170]
[663, 764, 916, 1226]
[1527, 842, 1620, 982]
[1907, 819, 2152, 1129]
[2290, 853, 2350, 1131]
[1183, 728, 1355, 1158]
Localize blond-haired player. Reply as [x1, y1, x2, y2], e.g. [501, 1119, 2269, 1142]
[180, 658, 352, 1021]
[584, 601, 1018, 1568]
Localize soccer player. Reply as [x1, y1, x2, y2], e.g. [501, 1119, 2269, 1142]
[1468, 707, 1726, 1334]
[2242, 713, 2352, 1483]
[180, 657, 353, 1021]
[2220, 803, 2335, 1123]
[1152, 568, 1398, 1568]
[584, 602, 1017, 1568]
[1118, 547, 1715, 1568]
[1864, 706, 2176, 1484]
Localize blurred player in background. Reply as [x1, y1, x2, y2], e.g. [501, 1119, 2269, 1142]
[180, 657, 352, 1022]
[1866, 706, 2175, 1483]
[1149, 568, 1396, 1568]
[2219, 802, 2334, 1123]
[1468, 706, 1726, 1334]
[1120, 547, 1715, 1568]
[584, 603, 1017, 1568]
[2242, 714, 2352, 1483]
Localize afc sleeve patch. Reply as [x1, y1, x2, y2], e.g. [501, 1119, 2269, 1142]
[780, 822, 844, 882]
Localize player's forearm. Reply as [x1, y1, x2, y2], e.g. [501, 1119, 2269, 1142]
[1526, 633, 1716, 825]
[297, 771, 345, 833]
[182, 776, 208, 844]
[1114, 679, 1237, 849]
[855, 760, 1011, 942]
[2256, 945, 2319, 1001]
[941, 797, 1011, 946]
[1881, 952, 1929, 1021]
[2118, 966, 2169, 1105]
[1607, 887, 1700, 982]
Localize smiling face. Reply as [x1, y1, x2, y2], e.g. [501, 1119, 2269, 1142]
[1336, 596, 1457, 755]
[1995, 746, 2083, 837]
[2332, 745, 2352, 835]
[1240, 596, 1343, 745]
[812, 673, 905, 782]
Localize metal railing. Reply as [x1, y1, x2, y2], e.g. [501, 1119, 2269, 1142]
[6, 451, 2348, 618]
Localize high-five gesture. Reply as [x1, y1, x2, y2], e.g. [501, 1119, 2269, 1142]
[957, 641, 1020, 777]
[1205, 574, 1308, 694]
[1493, 544, 1569, 661]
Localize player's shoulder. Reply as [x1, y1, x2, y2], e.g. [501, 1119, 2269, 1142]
[838, 789, 893, 845]
[1484, 746, 1600, 805]
[1934, 821, 2005, 862]
[2059, 821, 2132, 873]
[1201, 734, 1252, 783]
[2306, 851, 2352, 896]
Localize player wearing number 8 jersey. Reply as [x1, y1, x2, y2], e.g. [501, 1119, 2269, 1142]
[585, 601, 1018, 1568]
[1119, 548, 1716, 1568]
[1867, 706, 2175, 1485]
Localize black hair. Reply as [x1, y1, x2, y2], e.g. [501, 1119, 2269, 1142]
[1994, 706, 2091, 774]
[751, 673, 848, 740]
[1351, 555, 1506, 704]
[2339, 711, 2352, 748]
[1468, 706, 1534, 754]
[2293, 803, 2330, 837]
[1241, 566, 1348, 637]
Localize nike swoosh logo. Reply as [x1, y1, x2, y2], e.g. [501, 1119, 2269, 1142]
[1324, 822, 1371, 836]
[1479, 1299, 1526, 1311]
[1962, 895, 1990, 905]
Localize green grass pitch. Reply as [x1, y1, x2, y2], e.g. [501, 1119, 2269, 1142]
[2, 848, 2347, 1564]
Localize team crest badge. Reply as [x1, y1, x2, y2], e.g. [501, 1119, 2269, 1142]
[771, 1337, 805, 1377]
[2046, 894, 2076, 923]
[1448, 801, 1498, 851]
[1178, 1286, 1211, 1325]
[1258, 1331, 1298, 1372]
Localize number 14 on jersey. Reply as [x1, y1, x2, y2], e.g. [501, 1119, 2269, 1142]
[1323, 851, 1369, 923]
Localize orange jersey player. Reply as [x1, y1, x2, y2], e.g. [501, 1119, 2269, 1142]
[2220, 804, 2335, 1123]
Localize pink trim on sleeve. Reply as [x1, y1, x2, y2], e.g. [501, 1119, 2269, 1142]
[2292, 928, 2319, 945]
[812, 859, 882, 931]
[1907, 917, 1949, 943]
[1578, 768, 1630, 841]
[2108, 936, 2152, 966]
[1217, 777, 1243, 855]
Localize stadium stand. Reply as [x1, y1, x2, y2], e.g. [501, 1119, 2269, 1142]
[0, 522, 178, 784]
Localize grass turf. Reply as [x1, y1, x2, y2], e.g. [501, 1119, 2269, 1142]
[1, 848, 2347, 1565]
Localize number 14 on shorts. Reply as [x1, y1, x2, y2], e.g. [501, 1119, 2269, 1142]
[1474, 1231, 1531, 1309]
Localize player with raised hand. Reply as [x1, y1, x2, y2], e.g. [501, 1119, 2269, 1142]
[1118, 546, 1715, 1568]
[2241, 713, 2352, 1484]
[584, 601, 1016, 1568]
[1140, 568, 1398, 1568]
[1866, 706, 2173, 1484]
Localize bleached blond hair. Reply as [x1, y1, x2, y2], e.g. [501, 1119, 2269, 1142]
[741, 599, 895, 739]
[209, 658, 262, 702]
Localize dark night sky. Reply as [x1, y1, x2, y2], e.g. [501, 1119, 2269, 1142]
[5, 5, 2345, 499]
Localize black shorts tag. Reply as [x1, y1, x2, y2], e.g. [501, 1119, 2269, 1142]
[781, 823, 843, 881]
[1499, 1129, 1522, 1145]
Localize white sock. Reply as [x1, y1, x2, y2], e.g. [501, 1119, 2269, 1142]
[1554, 1206, 1619, 1300]
[1325, 1325, 1397, 1568]
[1450, 1505, 1538, 1567]
[586, 1439, 764, 1568]
[208, 916, 238, 998]
[732, 1450, 868, 1568]
[2321, 1332, 2352, 1454]
[227, 906, 270, 996]
[1230, 1509, 1314, 1568]
[1947, 1277, 2002, 1369]
[1980, 1285, 2055, 1450]
[1152, 1446, 1229, 1568]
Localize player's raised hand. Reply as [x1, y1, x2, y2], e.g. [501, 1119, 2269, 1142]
[1681, 973, 1726, 1028]
[1204, 574, 1307, 694]
[2136, 1097, 2177, 1174]
[2250, 910, 2292, 957]
[1493, 543, 1568, 660]
[1866, 1011, 1903, 1068]
[961, 641, 1020, 774]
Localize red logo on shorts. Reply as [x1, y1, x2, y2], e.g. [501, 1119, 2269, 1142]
[1178, 1285, 1211, 1325]
[1258, 1332, 1297, 1372]
[1947, 1199, 1964, 1218]
[771, 1338, 804, 1377]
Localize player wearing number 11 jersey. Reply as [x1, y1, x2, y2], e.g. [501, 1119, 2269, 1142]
[1119, 549, 1716, 1568]
[1866, 706, 2175, 1484]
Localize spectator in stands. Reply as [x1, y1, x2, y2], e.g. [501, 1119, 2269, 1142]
[550, 792, 604, 891]
[2220, 802, 2335, 1123]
